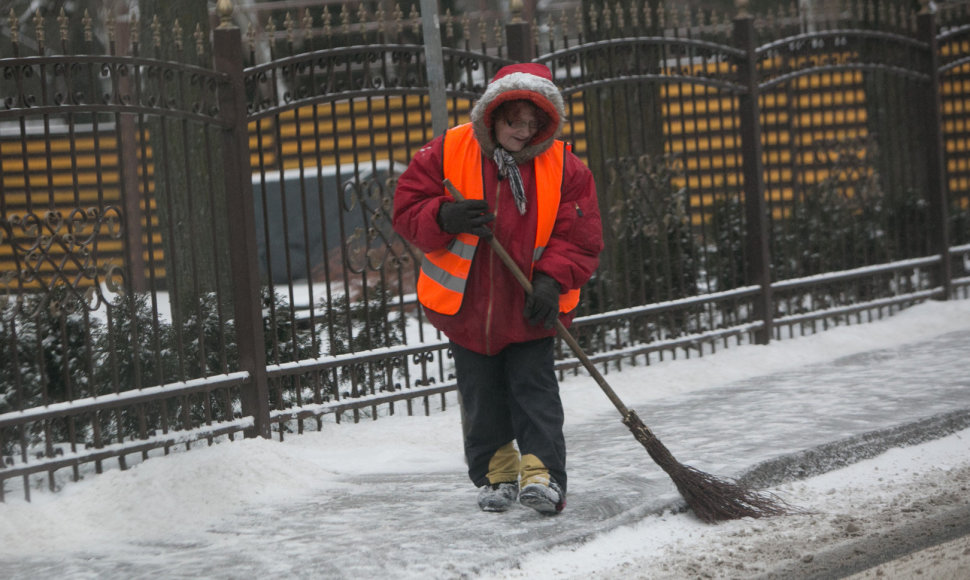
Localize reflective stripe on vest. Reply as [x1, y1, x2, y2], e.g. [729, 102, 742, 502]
[420, 236, 477, 293]
[415, 124, 484, 315]
[417, 123, 580, 315]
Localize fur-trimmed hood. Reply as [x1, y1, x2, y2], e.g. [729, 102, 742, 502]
[470, 63, 566, 164]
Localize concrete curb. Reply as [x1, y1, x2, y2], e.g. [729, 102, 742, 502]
[737, 408, 970, 489]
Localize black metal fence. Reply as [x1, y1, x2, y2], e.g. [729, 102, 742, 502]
[2, 0, 969, 501]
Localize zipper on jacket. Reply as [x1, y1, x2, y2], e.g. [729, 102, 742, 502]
[483, 175, 503, 356]
[484, 253, 494, 356]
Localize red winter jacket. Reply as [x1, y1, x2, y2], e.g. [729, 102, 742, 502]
[392, 133, 603, 355]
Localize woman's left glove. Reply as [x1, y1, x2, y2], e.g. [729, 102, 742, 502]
[524, 273, 561, 329]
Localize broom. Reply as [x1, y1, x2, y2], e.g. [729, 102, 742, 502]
[443, 178, 792, 523]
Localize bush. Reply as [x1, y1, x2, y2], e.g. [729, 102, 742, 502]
[3, 285, 322, 448]
[605, 154, 700, 309]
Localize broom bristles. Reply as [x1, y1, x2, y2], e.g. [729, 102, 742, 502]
[622, 410, 794, 523]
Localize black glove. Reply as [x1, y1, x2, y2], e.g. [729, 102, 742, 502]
[437, 200, 495, 237]
[524, 273, 561, 329]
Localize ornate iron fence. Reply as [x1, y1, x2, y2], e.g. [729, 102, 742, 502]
[2, 0, 969, 501]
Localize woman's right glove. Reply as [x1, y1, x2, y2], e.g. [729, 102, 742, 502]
[437, 200, 495, 237]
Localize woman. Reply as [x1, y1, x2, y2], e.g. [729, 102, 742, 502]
[392, 63, 603, 514]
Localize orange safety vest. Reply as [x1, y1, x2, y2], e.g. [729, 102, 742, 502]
[417, 123, 581, 315]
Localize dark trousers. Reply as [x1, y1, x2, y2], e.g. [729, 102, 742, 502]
[452, 338, 567, 493]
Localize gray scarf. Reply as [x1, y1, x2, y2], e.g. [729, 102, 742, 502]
[493, 147, 527, 215]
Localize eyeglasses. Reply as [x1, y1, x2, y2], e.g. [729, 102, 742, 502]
[505, 118, 542, 132]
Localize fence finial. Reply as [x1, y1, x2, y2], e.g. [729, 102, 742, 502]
[8, 8, 18, 45]
[918, 0, 935, 15]
[510, 0, 524, 23]
[58, 8, 69, 43]
[217, 0, 235, 28]
[736, 0, 751, 18]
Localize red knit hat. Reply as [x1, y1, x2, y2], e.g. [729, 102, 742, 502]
[477, 63, 563, 146]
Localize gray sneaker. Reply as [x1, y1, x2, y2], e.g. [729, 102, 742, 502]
[477, 481, 519, 512]
[519, 481, 565, 514]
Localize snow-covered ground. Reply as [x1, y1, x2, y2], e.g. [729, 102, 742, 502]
[501, 429, 970, 579]
[1, 298, 969, 579]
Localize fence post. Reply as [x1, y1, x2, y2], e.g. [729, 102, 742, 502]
[918, 4, 952, 299]
[114, 10, 147, 293]
[420, 0, 449, 137]
[212, 4, 271, 439]
[506, 0, 535, 63]
[734, 5, 773, 344]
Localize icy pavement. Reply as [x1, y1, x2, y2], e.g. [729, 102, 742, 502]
[2, 305, 969, 579]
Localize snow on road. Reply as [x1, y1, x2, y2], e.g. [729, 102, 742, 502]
[500, 429, 970, 579]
